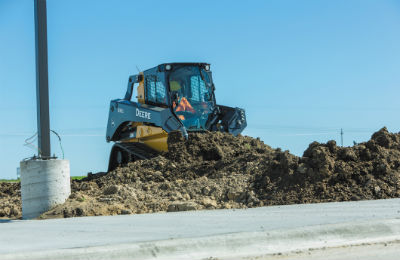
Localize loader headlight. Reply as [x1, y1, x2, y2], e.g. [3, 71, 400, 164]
[205, 64, 210, 71]
[165, 64, 172, 71]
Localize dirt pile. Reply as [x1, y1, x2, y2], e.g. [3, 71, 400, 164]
[252, 127, 400, 204]
[1, 127, 400, 219]
[0, 182, 21, 218]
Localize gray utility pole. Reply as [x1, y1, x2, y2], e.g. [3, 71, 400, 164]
[20, 0, 71, 220]
[34, 0, 51, 158]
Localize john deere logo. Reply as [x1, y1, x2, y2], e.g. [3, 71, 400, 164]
[136, 108, 151, 120]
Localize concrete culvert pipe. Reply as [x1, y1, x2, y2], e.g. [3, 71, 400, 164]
[20, 159, 71, 219]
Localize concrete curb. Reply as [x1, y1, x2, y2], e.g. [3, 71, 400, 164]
[2, 218, 400, 260]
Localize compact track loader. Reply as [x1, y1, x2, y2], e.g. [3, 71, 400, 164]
[106, 63, 246, 171]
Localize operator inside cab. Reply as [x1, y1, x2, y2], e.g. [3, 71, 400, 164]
[168, 65, 214, 130]
[170, 81, 195, 121]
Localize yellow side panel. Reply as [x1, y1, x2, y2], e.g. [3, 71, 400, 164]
[142, 135, 168, 152]
[125, 125, 168, 152]
[136, 125, 164, 138]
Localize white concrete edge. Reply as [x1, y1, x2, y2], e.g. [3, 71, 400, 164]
[3, 218, 400, 260]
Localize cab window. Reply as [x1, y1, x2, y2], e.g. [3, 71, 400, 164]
[145, 75, 167, 105]
[190, 75, 208, 102]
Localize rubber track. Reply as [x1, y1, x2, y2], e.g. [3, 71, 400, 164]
[114, 142, 160, 160]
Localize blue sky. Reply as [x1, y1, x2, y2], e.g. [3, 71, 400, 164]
[1, 0, 400, 179]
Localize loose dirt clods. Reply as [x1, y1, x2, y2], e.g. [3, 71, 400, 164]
[0, 182, 21, 218]
[1, 127, 400, 219]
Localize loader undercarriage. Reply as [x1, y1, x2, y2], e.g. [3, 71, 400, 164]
[108, 142, 160, 171]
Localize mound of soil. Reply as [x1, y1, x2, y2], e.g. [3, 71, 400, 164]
[0, 182, 21, 218]
[1, 127, 399, 219]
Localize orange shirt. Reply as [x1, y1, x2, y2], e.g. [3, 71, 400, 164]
[174, 97, 195, 113]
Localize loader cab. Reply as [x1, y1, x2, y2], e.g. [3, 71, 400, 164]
[140, 63, 216, 131]
[165, 63, 215, 130]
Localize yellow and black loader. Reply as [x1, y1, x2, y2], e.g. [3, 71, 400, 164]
[106, 63, 246, 171]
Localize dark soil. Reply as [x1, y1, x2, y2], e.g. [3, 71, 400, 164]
[0, 182, 21, 218]
[1, 127, 399, 219]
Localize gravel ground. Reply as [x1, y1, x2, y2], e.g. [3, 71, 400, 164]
[1, 127, 399, 219]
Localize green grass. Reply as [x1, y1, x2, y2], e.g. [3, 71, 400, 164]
[71, 176, 86, 181]
[0, 179, 20, 183]
[0, 176, 86, 183]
